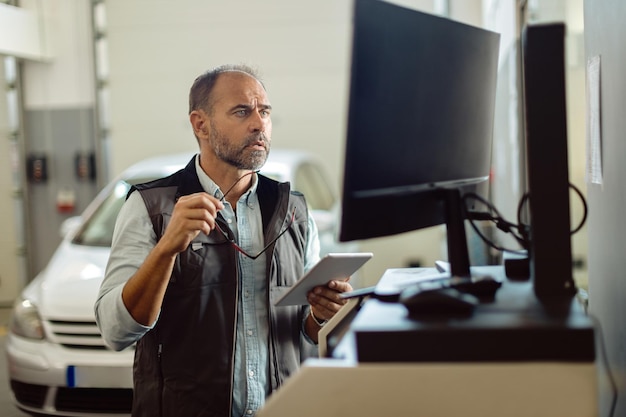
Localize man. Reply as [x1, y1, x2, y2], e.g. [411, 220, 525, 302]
[95, 64, 352, 417]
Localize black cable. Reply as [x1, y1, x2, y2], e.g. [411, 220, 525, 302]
[569, 183, 588, 235]
[517, 182, 588, 236]
[516, 192, 531, 241]
[462, 192, 529, 254]
[464, 181, 589, 259]
[466, 215, 529, 255]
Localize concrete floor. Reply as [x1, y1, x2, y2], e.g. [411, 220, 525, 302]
[0, 307, 37, 417]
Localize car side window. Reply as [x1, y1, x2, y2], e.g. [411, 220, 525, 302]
[293, 162, 336, 211]
[72, 181, 131, 246]
[72, 177, 154, 247]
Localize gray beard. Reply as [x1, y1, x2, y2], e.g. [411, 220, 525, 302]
[210, 124, 269, 170]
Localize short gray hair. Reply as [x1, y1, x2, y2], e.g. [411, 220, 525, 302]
[188, 64, 264, 115]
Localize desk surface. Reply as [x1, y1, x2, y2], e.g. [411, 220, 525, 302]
[343, 266, 596, 362]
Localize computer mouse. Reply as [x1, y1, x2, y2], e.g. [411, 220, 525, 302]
[453, 275, 502, 301]
[399, 287, 478, 318]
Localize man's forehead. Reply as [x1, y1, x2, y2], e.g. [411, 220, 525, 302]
[213, 71, 269, 103]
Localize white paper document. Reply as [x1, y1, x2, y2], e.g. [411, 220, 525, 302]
[586, 55, 603, 185]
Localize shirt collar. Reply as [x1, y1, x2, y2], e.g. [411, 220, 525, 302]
[194, 154, 259, 205]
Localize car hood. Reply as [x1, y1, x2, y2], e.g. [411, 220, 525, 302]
[28, 240, 111, 321]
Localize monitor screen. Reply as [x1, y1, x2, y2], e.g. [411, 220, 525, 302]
[339, 0, 500, 276]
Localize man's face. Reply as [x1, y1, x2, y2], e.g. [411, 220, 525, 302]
[205, 72, 272, 170]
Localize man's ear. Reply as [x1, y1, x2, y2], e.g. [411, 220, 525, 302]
[190, 110, 208, 136]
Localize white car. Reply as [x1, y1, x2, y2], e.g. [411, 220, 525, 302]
[5, 149, 357, 416]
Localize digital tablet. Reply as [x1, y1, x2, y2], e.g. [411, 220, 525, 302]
[273, 252, 373, 306]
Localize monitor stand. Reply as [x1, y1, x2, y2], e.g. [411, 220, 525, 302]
[393, 188, 502, 313]
[441, 188, 471, 278]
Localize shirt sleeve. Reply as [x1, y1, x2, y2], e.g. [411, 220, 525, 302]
[300, 210, 322, 346]
[94, 190, 157, 351]
[303, 210, 321, 272]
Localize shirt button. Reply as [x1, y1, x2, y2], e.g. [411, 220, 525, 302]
[227, 218, 232, 224]
[249, 370, 254, 377]
[246, 410, 253, 415]
[247, 330, 253, 336]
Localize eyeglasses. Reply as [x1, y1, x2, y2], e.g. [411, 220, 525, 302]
[214, 170, 295, 260]
[215, 207, 295, 260]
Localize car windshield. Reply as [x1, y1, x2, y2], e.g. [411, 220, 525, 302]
[72, 180, 139, 247]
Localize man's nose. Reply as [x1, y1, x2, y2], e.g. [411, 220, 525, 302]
[250, 111, 269, 132]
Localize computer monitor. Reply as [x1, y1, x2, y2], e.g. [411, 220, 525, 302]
[521, 23, 576, 300]
[339, 0, 500, 278]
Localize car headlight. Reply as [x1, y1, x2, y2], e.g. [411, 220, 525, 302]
[10, 298, 45, 340]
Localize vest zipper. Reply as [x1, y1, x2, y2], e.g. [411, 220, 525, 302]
[229, 256, 239, 415]
[158, 342, 164, 417]
[269, 250, 282, 387]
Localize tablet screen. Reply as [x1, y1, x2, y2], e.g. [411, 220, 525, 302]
[274, 252, 373, 306]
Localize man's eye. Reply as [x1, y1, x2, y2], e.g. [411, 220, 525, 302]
[261, 110, 271, 117]
[235, 109, 247, 116]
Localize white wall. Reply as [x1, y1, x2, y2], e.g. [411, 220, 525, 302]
[104, 0, 353, 177]
[585, 1, 626, 413]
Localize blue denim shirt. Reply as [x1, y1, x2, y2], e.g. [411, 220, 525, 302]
[219, 188, 269, 416]
[199, 158, 319, 416]
[96, 155, 319, 417]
